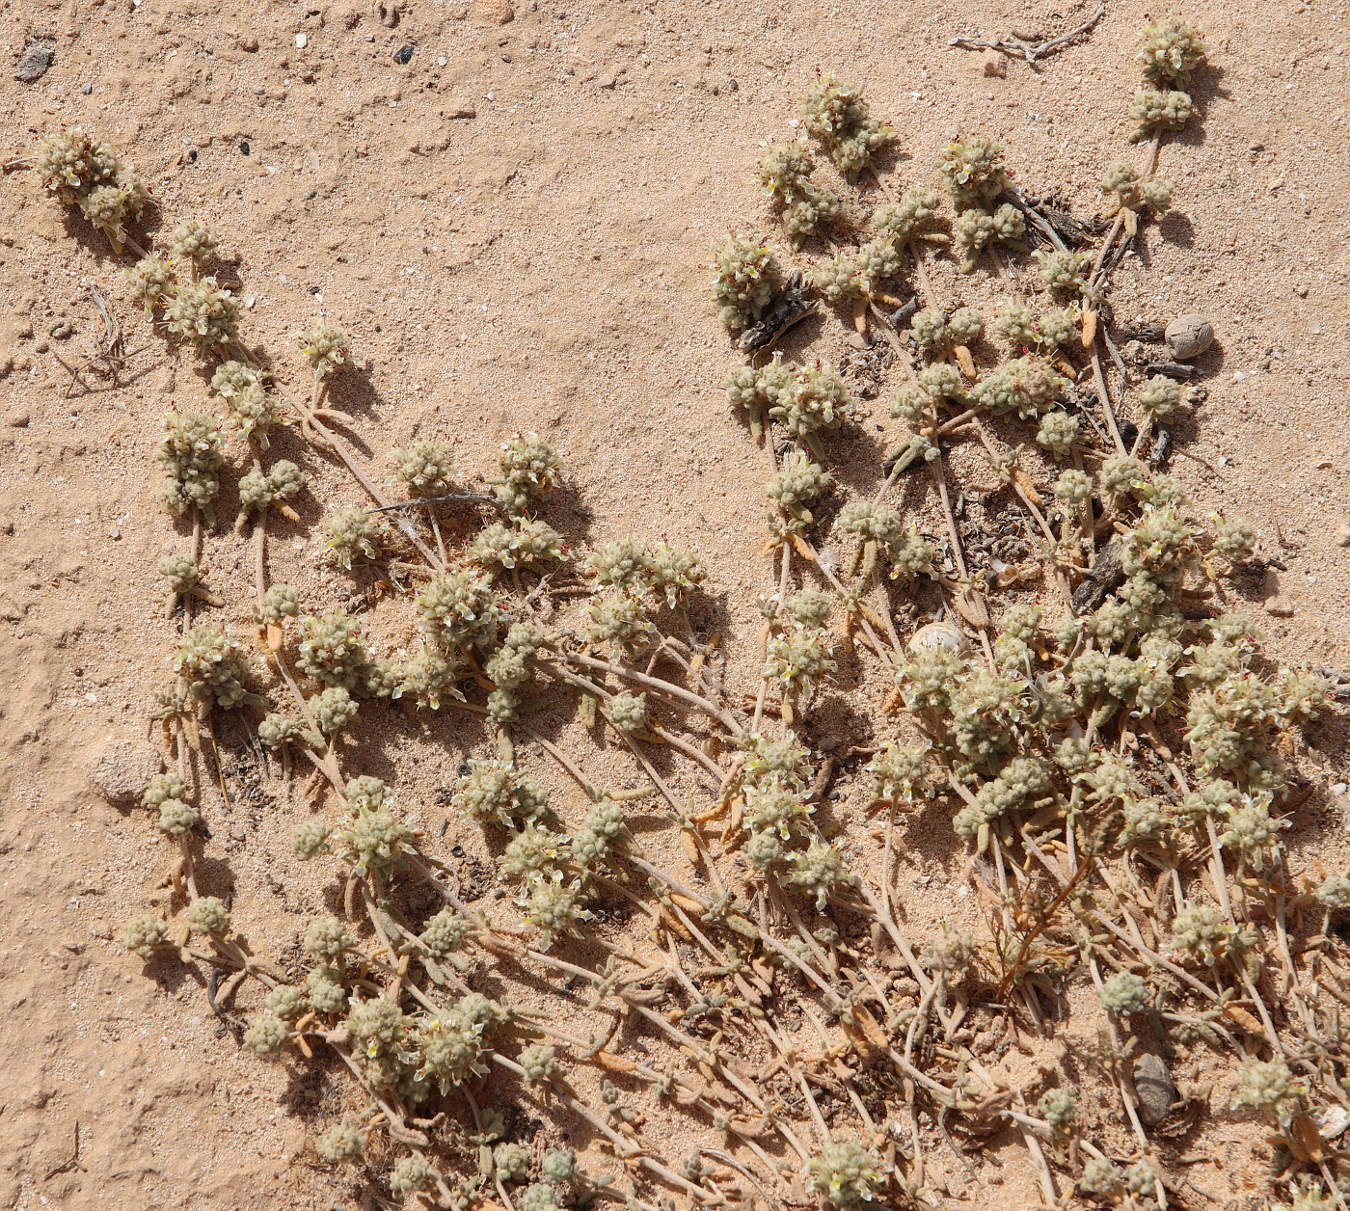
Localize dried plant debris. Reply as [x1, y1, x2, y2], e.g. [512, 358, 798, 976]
[37, 17, 1350, 1211]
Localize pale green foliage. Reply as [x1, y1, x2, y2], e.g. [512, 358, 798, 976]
[766, 453, 833, 525]
[421, 908, 471, 956]
[390, 441, 457, 495]
[297, 320, 350, 378]
[810, 238, 901, 302]
[124, 914, 169, 959]
[603, 691, 648, 733]
[806, 1139, 885, 1210]
[971, 356, 1063, 420]
[238, 459, 303, 520]
[868, 741, 929, 806]
[1138, 374, 1183, 419]
[954, 204, 1025, 270]
[785, 840, 844, 909]
[1036, 410, 1079, 457]
[801, 75, 896, 179]
[321, 505, 382, 569]
[165, 277, 240, 350]
[167, 219, 221, 264]
[455, 759, 548, 826]
[1139, 16, 1207, 85]
[753, 142, 842, 245]
[1034, 249, 1087, 296]
[174, 624, 258, 709]
[390, 1154, 435, 1196]
[711, 234, 784, 330]
[125, 255, 176, 311]
[872, 188, 942, 241]
[36, 127, 149, 236]
[494, 431, 563, 514]
[418, 567, 501, 651]
[1130, 88, 1194, 141]
[473, 519, 564, 572]
[316, 1122, 366, 1164]
[258, 584, 301, 624]
[185, 896, 230, 936]
[157, 412, 223, 517]
[310, 685, 358, 734]
[1233, 1058, 1304, 1127]
[243, 1013, 291, 1057]
[1039, 1088, 1076, 1133]
[940, 134, 1007, 210]
[1099, 971, 1150, 1014]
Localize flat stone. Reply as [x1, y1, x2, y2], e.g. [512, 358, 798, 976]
[1334, 522, 1350, 549]
[89, 737, 162, 809]
[15, 44, 54, 83]
[982, 49, 1007, 77]
[1133, 1053, 1177, 1126]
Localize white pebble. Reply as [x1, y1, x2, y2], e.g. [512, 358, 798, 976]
[295, 32, 307, 48]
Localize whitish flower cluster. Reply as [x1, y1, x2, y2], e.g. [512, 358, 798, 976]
[1036, 410, 1080, 458]
[588, 537, 705, 608]
[953, 203, 1025, 271]
[1139, 16, 1207, 86]
[971, 356, 1064, 420]
[167, 219, 221, 265]
[837, 501, 935, 579]
[766, 453, 833, 527]
[298, 612, 379, 692]
[389, 441, 456, 496]
[940, 133, 1008, 210]
[418, 566, 501, 651]
[165, 277, 240, 350]
[784, 839, 844, 910]
[330, 788, 414, 878]
[711, 234, 784, 332]
[1102, 161, 1173, 221]
[173, 624, 259, 710]
[473, 518, 564, 573]
[872, 188, 942, 243]
[1232, 1058, 1304, 1127]
[725, 358, 853, 448]
[1033, 249, 1087, 296]
[753, 142, 842, 245]
[157, 412, 223, 517]
[320, 505, 382, 569]
[124, 255, 177, 312]
[1129, 87, 1194, 142]
[257, 583, 300, 625]
[237, 459, 303, 524]
[909, 306, 983, 354]
[800, 75, 896, 179]
[142, 772, 198, 836]
[454, 759, 548, 826]
[810, 237, 902, 304]
[1099, 970, 1150, 1015]
[35, 128, 149, 239]
[867, 741, 929, 806]
[805, 1139, 885, 1210]
[309, 685, 358, 734]
[316, 1122, 365, 1164]
[185, 895, 230, 937]
[296, 320, 349, 378]
[493, 431, 563, 514]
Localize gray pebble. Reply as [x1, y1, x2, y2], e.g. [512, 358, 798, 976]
[1165, 313, 1214, 360]
[80, 82, 92, 95]
[1132, 1052, 1178, 1126]
[15, 44, 54, 84]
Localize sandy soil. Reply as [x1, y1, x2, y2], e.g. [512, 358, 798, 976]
[2, 0, 1349, 1208]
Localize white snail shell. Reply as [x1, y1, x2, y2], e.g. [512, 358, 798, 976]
[909, 620, 971, 657]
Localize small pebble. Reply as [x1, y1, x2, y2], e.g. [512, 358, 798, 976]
[240, 140, 251, 155]
[393, 44, 415, 64]
[1334, 523, 1350, 549]
[80, 82, 92, 95]
[1165, 313, 1214, 359]
[981, 49, 1007, 77]
[295, 32, 307, 48]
